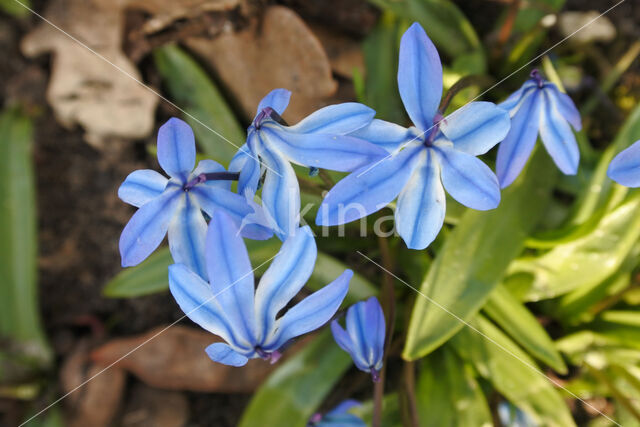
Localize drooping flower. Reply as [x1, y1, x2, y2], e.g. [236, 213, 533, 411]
[497, 69, 582, 188]
[308, 400, 365, 427]
[168, 210, 352, 367]
[607, 140, 640, 187]
[316, 23, 510, 250]
[229, 90, 388, 240]
[331, 297, 385, 381]
[119, 118, 271, 276]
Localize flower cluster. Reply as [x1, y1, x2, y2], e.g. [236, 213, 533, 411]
[117, 20, 596, 414]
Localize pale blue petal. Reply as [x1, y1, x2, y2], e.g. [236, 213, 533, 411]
[547, 84, 582, 131]
[396, 150, 445, 250]
[205, 211, 256, 347]
[254, 226, 317, 342]
[499, 80, 536, 112]
[496, 91, 542, 188]
[118, 169, 168, 208]
[362, 297, 385, 370]
[191, 159, 230, 191]
[316, 145, 422, 226]
[262, 126, 387, 172]
[157, 118, 196, 181]
[397, 22, 442, 131]
[607, 140, 640, 187]
[350, 119, 412, 153]
[327, 400, 361, 417]
[318, 414, 365, 427]
[539, 91, 580, 175]
[287, 103, 375, 134]
[330, 321, 363, 369]
[257, 88, 291, 116]
[264, 270, 352, 351]
[168, 264, 239, 347]
[205, 343, 249, 367]
[439, 101, 511, 155]
[119, 188, 181, 267]
[229, 143, 262, 196]
[261, 149, 300, 240]
[167, 194, 207, 279]
[435, 146, 501, 210]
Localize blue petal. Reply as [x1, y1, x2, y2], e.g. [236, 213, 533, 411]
[539, 90, 579, 175]
[205, 342, 249, 367]
[168, 264, 240, 348]
[547, 84, 582, 131]
[205, 211, 256, 348]
[257, 88, 291, 116]
[287, 103, 375, 134]
[607, 140, 640, 187]
[118, 169, 168, 208]
[435, 145, 501, 210]
[167, 194, 207, 279]
[330, 321, 361, 368]
[319, 413, 366, 427]
[119, 188, 181, 267]
[397, 22, 443, 131]
[327, 400, 361, 417]
[191, 159, 230, 191]
[316, 145, 422, 226]
[439, 102, 511, 155]
[499, 80, 537, 112]
[229, 143, 262, 196]
[396, 150, 445, 250]
[362, 297, 385, 370]
[260, 149, 300, 240]
[496, 91, 542, 188]
[262, 126, 387, 172]
[157, 118, 196, 181]
[350, 119, 412, 153]
[254, 226, 317, 342]
[263, 269, 352, 351]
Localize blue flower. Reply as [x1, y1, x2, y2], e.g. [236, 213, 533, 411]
[316, 23, 510, 249]
[119, 118, 271, 276]
[229, 89, 388, 240]
[308, 400, 365, 427]
[331, 297, 385, 381]
[168, 210, 352, 367]
[607, 139, 640, 187]
[497, 69, 582, 188]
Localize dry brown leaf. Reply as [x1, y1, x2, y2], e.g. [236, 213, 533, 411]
[309, 23, 365, 79]
[120, 384, 188, 427]
[185, 6, 337, 123]
[60, 341, 127, 427]
[21, 0, 158, 148]
[90, 325, 283, 392]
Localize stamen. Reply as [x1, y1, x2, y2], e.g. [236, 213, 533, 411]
[254, 107, 289, 129]
[530, 69, 544, 88]
[183, 172, 240, 191]
[425, 113, 445, 145]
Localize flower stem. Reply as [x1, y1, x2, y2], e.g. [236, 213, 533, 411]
[438, 75, 494, 115]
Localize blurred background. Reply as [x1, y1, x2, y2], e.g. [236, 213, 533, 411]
[1, 0, 640, 426]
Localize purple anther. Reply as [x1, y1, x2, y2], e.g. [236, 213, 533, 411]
[530, 69, 544, 88]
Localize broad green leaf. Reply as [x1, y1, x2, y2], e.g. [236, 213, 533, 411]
[0, 0, 30, 17]
[153, 45, 245, 163]
[484, 284, 567, 373]
[239, 331, 351, 427]
[403, 148, 555, 360]
[416, 347, 492, 426]
[104, 243, 376, 302]
[451, 315, 576, 427]
[511, 192, 640, 301]
[0, 108, 51, 369]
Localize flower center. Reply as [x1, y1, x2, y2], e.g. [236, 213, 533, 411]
[254, 107, 288, 129]
[255, 347, 282, 364]
[182, 172, 240, 191]
[425, 113, 445, 146]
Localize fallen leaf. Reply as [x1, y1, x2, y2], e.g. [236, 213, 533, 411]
[185, 6, 337, 123]
[60, 341, 126, 427]
[309, 23, 364, 79]
[90, 325, 298, 392]
[120, 383, 188, 427]
[21, 0, 158, 148]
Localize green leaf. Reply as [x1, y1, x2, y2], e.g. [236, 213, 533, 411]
[153, 45, 245, 163]
[0, 108, 51, 369]
[0, 0, 30, 17]
[484, 284, 567, 373]
[351, 394, 403, 426]
[104, 242, 376, 302]
[403, 148, 556, 360]
[451, 315, 576, 427]
[239, 331, 351, 427]
[416, 347, 491, 426]
[511, 192, 640, 301]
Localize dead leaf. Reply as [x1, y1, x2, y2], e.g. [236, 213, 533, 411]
[21, 0, 158, 148]
[121, 384, 188, 427]
[185, 6, 337, 123]
[60, 341, 126, 427]
[309, 23, 365, 79]
[90, 325, 284, 392]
